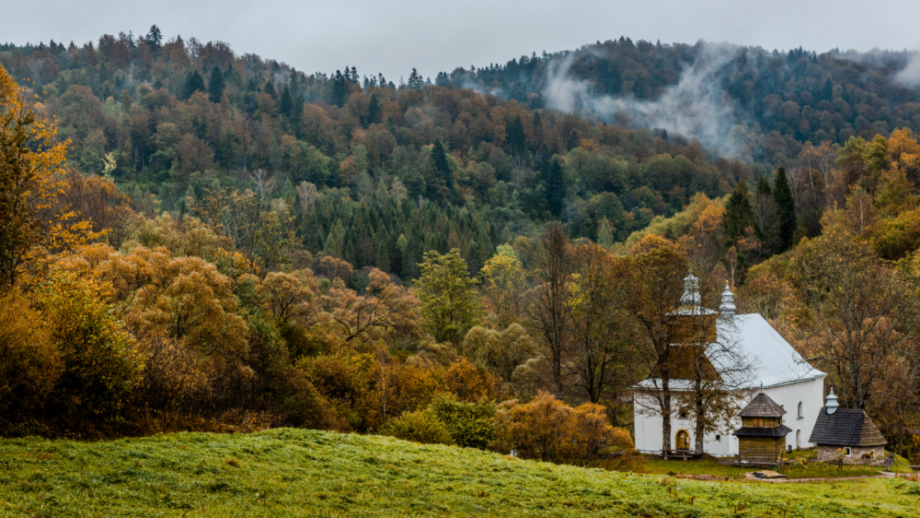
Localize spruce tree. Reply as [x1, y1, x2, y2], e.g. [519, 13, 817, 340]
[756, 174, 772, 197]
[407, 68, 424, 90]
[376, 238, 391, 272]
[332, 70, 348, 107]
[264, 80, 276, 99]
[544, 157, 565, 217]
[146, 25, 162, 49]
[505, 115, 525, 154]
[773, 166, 797, 252]
[207, 67, 225, 103]
[432, 140, 452, 188]
[182, 70, 205, 100]
[721, 179, 757, 247]
[367, 94, 380, 125]
[279, 86, 293, 117]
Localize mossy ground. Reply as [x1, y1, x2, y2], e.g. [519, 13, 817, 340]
[0, 428, 917, 517]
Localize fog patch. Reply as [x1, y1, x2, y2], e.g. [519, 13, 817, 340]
[895, 51, 920, 87]
[542, 42, 750, 159]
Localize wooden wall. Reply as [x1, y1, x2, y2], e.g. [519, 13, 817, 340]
[739, 436, 785, 464]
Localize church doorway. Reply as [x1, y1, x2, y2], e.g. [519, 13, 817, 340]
[676, 430, 690, 451]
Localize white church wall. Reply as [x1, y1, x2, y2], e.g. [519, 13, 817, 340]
[633, 376, 825, 456]
[633, 393, 741, 456]
[762, 376, 825, 450]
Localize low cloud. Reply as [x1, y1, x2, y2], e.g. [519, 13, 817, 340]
[542, 42, 749, 159]
[895, 51, 920, 87]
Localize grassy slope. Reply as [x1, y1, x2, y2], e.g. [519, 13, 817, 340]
[0, 429, 917, 517]
[638, 459, 881, 480]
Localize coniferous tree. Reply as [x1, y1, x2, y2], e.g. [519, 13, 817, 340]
[332, 70, 348, 107]
[264, 80, 276, 100]
[367, 94, 381, 125]
[721, 179, 756, 247]
[182, 70, 205, 100]
[279, 86, 293, 117]
[544, 157, 565, 217]
[432, 140, 452, 188]
[752, 174, 781, 253]
[207, 66, 225, 103]
[145, 25, 162, 49]
[773, 166, 797, 252]
[407, 68, 424, 90]
[506, 115, 525, 154]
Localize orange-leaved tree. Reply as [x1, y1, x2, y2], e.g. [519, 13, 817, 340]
[0, 65, 96, 290]
[492, 391, 632, 461]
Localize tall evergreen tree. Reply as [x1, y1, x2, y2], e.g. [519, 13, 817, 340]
[407, 68, 424, 90]
[145, 25, 162, 49]
[367, 94, 381, 125]
[331, 70, 348, 107]
[432, 139, 452, 188]
[181, 70, 205, 100]
[773, 166, 797, 252]
[756, 174, 772, 197]
[279, 86, 293, 117]
[264, 80, 276, 99]
[721, 179, 757, 247]
[505, 114, 525, 153]
[207, 66, 225, 103]
[544, 157, 565, 217]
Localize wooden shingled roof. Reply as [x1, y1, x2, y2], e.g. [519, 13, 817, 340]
[738, 392, 787, 418]
[808, 408, 887, 448]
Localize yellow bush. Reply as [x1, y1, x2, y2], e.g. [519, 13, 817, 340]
[0, 290, 61, 418]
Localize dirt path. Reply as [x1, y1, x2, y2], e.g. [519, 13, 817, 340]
[743, 472, 894, 483]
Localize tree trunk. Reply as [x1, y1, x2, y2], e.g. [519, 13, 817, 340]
[661, 381, 672, 459]
[694, 378, 705, 454]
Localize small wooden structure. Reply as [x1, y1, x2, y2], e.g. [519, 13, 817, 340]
[808, 389, 887, 465]
[733, 392, 791, 465]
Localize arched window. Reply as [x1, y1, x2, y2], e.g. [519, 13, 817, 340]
[797, 401, 803, 419]
[796, 429, 801, 449]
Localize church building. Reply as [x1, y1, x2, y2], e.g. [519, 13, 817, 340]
[633, 272, 826, 457]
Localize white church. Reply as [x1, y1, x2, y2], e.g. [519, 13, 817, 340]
[633, 273, 826, 456]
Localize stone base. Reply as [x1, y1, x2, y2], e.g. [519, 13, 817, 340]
[816, 445, 885, 466]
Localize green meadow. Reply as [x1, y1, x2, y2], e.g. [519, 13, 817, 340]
[1, 428, 917, 517]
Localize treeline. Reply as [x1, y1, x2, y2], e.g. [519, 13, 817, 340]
[448, 38, 920, 165]
[0, 28, 756, 279]
[3, 65, 920, 463]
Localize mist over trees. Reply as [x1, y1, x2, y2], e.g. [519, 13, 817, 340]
[3, 27, 920, 463]
[446, 38, 920, 167]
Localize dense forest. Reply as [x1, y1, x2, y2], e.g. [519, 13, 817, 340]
[447, 38, 920, 166]
[0, 28, 757, 279]
[2, 28, 920, 464]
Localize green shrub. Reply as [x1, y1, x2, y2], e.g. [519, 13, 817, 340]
[39, 273, 143, 422]
[428, 393, 495, 449]
[380, 409, 454, 445]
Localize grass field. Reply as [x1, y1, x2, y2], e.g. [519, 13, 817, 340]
[636, 459, 882, 480]
[1, 428, 918, 517]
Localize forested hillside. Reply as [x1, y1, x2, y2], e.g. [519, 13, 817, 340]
[2, 28, 920, 464]
[447, 38, 920, 166]
[0, 28, 754, 279]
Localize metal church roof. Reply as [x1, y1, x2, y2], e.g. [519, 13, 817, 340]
[718, 314, 826, 388]
[635, 313, 826, 391]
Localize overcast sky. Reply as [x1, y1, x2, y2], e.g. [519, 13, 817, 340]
[7, 0, 920, 80]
